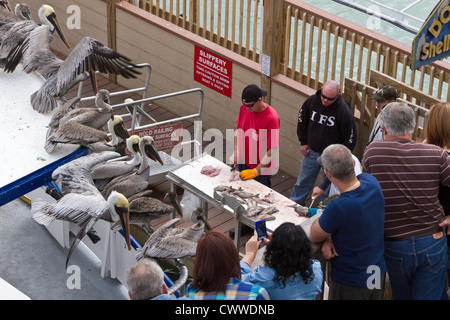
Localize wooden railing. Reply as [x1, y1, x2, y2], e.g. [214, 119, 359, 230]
[343, 77, 431, 158]
[121, 0, 450, 105]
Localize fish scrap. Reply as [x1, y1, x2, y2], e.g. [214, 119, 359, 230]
[200, 165, 222, 177]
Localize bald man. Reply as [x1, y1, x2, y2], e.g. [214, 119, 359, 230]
[290, 81, 357, 206]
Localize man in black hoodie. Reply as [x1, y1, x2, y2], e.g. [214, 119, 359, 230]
[290, 80, 357, 206]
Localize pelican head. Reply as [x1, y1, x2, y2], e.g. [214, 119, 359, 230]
[0, 1, 12, 12]
[96, 89, 111, 105]
[39, 5, 70, 49]
[190, 207, 212, 230]
[140, 136, 163, 165]
[108, 191, 131, 251]
[111, 115, 130, 141]
[15, 3, 32, 20]
[163, 191, 183, 218]
[126, 135, 140, 154]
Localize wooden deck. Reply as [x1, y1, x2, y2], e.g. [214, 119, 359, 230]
[61, 66, 302, 254]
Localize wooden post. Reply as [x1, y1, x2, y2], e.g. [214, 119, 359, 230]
[107, 0, 120, 84]
[261, 0, 284, 103]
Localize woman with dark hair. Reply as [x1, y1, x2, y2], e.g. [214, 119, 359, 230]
[241, 222, 322, 300]
[185, 230, 270, 300]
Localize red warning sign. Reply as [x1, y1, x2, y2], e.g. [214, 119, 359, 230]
[129, 123, 183, 152]
[194, 46, 232, 98]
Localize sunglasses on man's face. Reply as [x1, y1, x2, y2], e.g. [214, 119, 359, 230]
[321, 93, 339, 101]
[243, 101, 257, 107]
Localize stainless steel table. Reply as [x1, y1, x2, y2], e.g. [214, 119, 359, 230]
[165, 154, 320, 248]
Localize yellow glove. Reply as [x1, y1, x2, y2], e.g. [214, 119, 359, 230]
[239, 168, 258, 180]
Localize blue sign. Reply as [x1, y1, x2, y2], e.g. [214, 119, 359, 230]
[411, 0, 450, 70]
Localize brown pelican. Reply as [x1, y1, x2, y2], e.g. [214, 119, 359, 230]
[32, 151, 131, 269]
[44, 96, 81, 153]
[6, 23, 141, 113]
[0, 5, 69, 70]
[45, 89, 113, 148]
[0, 3, 31, 26]
[88, 115, 130, 155]
[127, 191, 183, 230]
[125, 135, 141, 166]
[92, 135, 140, 191]
[101, 136, 164, 199]
[91, 135, 141, 181]
[190, 207, 212, 231]
[135, 214, 206, 260]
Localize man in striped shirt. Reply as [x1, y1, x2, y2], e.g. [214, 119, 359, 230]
[363, 102, 450, 300]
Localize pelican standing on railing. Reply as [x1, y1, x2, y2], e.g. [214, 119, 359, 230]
[5, 21, 141, 113]
[45, 89, 113, 149]
[32, 151, 131, 269]
[101, 136, 164, 199]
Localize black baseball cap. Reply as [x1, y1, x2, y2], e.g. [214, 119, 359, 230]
[242, 84, 267, 103]
[373, 86, 399, 102]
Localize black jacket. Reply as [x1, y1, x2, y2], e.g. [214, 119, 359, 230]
[297, 89, 357, 153]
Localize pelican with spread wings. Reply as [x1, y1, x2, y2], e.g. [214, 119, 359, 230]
[6, 23, 141, 113]
[31, 151, 131, 269]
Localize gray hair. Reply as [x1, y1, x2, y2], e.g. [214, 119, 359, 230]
[126, 258, 164, 300]
[379, 102, 416, 137]
[321, 144, 355, 182]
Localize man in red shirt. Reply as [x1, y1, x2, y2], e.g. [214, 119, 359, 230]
[230, 84, 280, 188]
[229, 84, 280, 237]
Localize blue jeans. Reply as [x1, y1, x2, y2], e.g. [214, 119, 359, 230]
[290, 149, 327, 206]
[384, 230, 448, 300]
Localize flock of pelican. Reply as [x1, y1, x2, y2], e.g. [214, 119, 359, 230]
[1, 2, 141, 113]
[0, 2, 210, 268]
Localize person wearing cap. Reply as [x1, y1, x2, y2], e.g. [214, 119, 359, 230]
[230, 84, 280, 187]
[310, 144, 386, 300]
[290, 80, 357, 206]
[366, 85, 399, 146]
[363, 102, 450, 300]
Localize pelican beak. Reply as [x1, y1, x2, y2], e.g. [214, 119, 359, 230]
[47, 12, 70, 49]
[2, 1, 12, 12]
[115, 204, 131, 251]
[144, 141, 164, 165]
[165, 192, 183, 218]
[199, 215, 212, 231]
[114, 120, 130, 141]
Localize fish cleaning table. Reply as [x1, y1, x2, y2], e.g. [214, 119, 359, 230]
[165, 154, 320, 248]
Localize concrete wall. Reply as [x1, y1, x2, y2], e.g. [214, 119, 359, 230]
[27, 0, 313, 178]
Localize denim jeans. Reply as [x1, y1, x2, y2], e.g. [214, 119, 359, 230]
[384, 230, 448, 300]
[290, 149, 327, 206]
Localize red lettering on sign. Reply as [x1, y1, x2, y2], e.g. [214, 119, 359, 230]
[128, 123, 184, 152]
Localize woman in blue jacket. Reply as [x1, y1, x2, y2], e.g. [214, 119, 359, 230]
[241, 222, 323, 300]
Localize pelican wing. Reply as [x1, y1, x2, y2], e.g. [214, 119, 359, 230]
[31, 193, 108, 226]
[20, 24, 62, 74]
[57, 37, 141, 94]
[48, 120, 108, 144]
[52, 151, 120, 195]
[143, 236, 197, 259]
